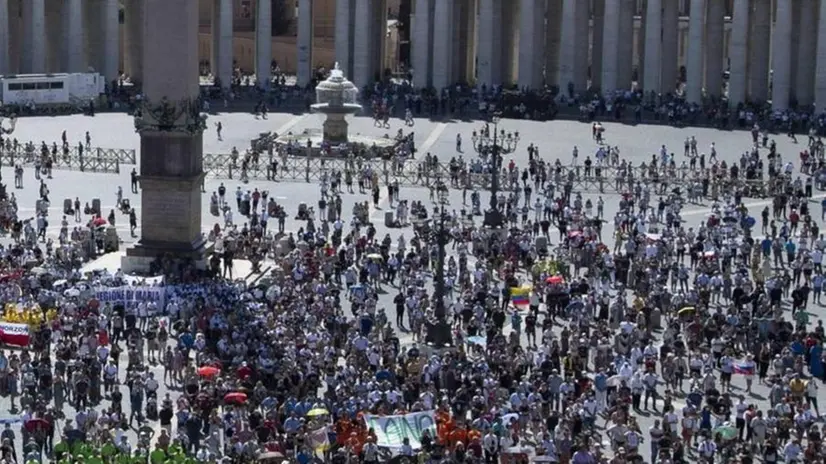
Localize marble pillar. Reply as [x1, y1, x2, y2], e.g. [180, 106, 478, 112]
[413, 0, 432, 87]
[748, 0, 771, 102]
[704, 0, 725, 98]
[660, 0, 678, 94]
[83, 0, 102, 73]
[817, 0, 826, 107]
[636, 0, 647, 89]
[335, 0, 354, 78]
[7, 0, 18, 73]
[22, 0, 46, 73]
[501, 0, 518, 85]
[796, 0, 817, 106]
[296, 0, 313, 86]
[464, 0, 477, 83]
[544, 0, 563, 87]
[353, 0, 375, 89]
[126, 0, 206, 272]
[616, 0, 635, 89]
[45, 0, 61, 73]
[256, 0, 272, 88]
[212, 0, 233, 89]
[102, 0, 120, 81]
[601, 0, 621, 92]
[591, 0, 605, 89]
[643, 0, 662, 92]
[770, 0, 792, 109]
[124, 0, 144, 82]
[477, 0, 501, 86]
[372, 0, 387, 79]
[685, 0, 705, 103]
[518, 0, 545, 88]
[453, 0, 474, 83]
[728, 0, 749, 106]
[0, 0, 8, 74]
[431, 0, 454, 89]
[557, 0, 577, 89]
[572, 0, 589, 90]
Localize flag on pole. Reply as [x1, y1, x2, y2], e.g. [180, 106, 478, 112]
[510, 286, 530, 306]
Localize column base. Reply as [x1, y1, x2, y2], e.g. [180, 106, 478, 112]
[122, 237, 209, 274]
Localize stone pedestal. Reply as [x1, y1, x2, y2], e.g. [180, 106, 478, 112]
[124, 0, 206, 274]
[322, 113, 349, 144]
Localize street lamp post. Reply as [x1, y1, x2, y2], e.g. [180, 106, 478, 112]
[471, 113, 520, 228]
[426, 188, 452, 347]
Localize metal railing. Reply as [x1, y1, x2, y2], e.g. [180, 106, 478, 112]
[0, 148, 120, 174]
[202, 155, 778, 196]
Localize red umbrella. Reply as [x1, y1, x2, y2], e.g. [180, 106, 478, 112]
[197, 366, 221, 377]
[24, 418, 49, 432]
[91, 217, 107, 227]
[546, 275, 565, 285]
[224, 392, 248, 404]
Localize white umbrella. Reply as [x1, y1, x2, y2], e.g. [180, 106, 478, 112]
[63, 288, 80, 298]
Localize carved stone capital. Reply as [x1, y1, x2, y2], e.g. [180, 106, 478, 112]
[134, 97, 207, 135]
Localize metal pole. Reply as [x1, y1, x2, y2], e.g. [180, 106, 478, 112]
[433, 201, 446, 320]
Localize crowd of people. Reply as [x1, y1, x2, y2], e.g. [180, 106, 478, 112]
[4, 65, 826, 464]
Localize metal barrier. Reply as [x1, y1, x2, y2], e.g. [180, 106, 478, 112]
[99, 148, 137, 165]
[0, 149, 120, 174]
[202, 154, 777, 195]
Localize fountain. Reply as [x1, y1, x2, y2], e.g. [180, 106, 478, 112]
[312, 62, 362, 144]
[273, 63, 396, 157]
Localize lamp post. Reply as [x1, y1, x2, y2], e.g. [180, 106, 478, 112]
[425, 187, 452, 347]
[471, 113, 520, 228]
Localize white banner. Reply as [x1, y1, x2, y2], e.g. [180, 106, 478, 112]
[362, 410, 437, 449]
[94, 286, 165, 308]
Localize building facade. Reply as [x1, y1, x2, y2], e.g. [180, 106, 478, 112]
[0, 0, 820, 109]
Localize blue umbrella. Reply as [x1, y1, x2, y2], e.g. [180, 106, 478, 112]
[566, 300, 585, 313]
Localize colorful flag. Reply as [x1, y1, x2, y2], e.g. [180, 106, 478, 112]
[510, 286, 530, 306]
[733, 361, 755, 375]
[308, 425, 330, 452]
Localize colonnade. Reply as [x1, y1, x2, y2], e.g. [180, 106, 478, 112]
[326, 0, 818, 110]
[0, 0, 120, 81]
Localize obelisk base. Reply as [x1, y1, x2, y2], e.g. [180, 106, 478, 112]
[122, 173, 208, 274]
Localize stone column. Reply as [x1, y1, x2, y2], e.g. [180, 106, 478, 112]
[211, 0, 233, 89]
[572, 0, 589, 90]
[335, 0, 354, 78]
[557, 0, 577, 89]
[601, 0, 621, 92]
[591, 0, 605, 89]
[748, 0, 771, 102]
[255, 0, 272, 88]
[660, 0, 678, 93]
[704, 0, 724, 98]
[545, 0, 562, 87]
[770, 0, 792, 109]
[126, 0, 206, 272]
[519, 0, 545, 88]
[413, 0, 432, 87]
[0, 0, 8, 74]
[83, 0, 102, 73]
[616, 0, 635, 89]
[22, 0, 46, 73]
[124, 0, 144, 82]
[102, 0, 120, 81]
[353, 0, 375, 89]
[478, 0, 502, 86]
[296, 0, 313, 86]
[643, 0, 662, 93]
[501, 0, 518, 84]
[7, 0, 18, 73]
[636, 0, 646, 89]
[685, 0, 705, 103]
[817, 0, 826, 107]
[796, 0, 816, 106]
[728, 0, 749, 106]
[431, 0, 454, 89]
[463, 0, 477, 82]
[45, 0, 61, 73]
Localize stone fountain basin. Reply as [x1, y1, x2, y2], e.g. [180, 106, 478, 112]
[275, 129, 397, 158]
[310, 103, 363, 114]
